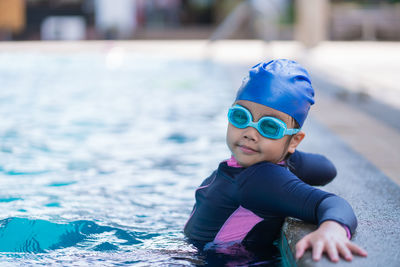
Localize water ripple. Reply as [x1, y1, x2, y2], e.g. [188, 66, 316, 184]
[0, 218, 145, 253]
[0, 53, 256, 265]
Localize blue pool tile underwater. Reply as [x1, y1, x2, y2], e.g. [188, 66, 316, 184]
[0, 51, 281, 265]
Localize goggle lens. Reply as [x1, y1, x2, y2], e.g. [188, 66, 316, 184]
[228, 104, 300, 139]
[230, 109, 249, 127]
[259, 119, 279, 136]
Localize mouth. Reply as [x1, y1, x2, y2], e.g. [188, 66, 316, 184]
[238, 144, 258, 155]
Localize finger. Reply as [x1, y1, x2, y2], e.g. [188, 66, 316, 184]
[347, 242, 368, 257]
[337, 243, 353, 261]
[312, 241, 324, 261]
[295, 239, 309, 259]
[326, 242, 339, 262]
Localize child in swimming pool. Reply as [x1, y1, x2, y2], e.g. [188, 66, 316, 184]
[184, 59, 367, 262]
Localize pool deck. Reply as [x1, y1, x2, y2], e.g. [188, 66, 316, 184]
[1, 40, 400, 266]
[280, 112, 400, 266]
[282, 43, 400, 265]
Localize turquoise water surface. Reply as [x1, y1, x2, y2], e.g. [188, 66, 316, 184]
[0, 49, 280, 266]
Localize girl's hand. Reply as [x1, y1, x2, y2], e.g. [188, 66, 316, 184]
[295, 220, 368, 262]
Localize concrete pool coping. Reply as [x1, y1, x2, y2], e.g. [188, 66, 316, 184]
[1, 40, 399, 266]
[277, 68, 400, 265]
[279, 113, 400, 266]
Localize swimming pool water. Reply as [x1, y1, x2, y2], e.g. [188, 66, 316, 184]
[0, 49, 281, 266]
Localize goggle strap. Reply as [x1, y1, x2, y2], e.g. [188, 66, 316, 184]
[285, 128, 301, 136]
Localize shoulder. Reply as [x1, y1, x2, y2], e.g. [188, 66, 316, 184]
[198, 161, 245, 187]
[244, 161, 295, 178]
[238, 161, 298, 187]
[199, 170, 218, 187]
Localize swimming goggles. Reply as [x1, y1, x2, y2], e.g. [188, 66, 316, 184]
[227, 104, 300, 139]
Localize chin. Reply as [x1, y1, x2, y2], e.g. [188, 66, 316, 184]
[239, 162, 251, 168]
[235, 157, 254, 168]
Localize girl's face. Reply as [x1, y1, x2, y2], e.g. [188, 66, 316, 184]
[226, 100, 304, 167]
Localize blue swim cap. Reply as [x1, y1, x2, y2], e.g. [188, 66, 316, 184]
[235, 59, 314, 127]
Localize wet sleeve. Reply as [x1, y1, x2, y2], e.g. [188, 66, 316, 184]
[239, 163, 356, 232]
[317, 196, 357, 235]
[287, 150, 337, 186]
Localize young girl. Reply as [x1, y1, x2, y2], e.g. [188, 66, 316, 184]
[184, 59, 367, 262]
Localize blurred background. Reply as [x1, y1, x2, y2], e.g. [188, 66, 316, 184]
[0, 0, 400, 194]
[0, 1, 399, 206]
[0, 0, 399, 42]
[0, 1, 399, 265]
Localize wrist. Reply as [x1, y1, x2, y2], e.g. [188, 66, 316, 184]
[320, 220, 348, 237]
[338, 223, 351, 239]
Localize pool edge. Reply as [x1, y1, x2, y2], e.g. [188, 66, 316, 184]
[279, 226, 297, 267]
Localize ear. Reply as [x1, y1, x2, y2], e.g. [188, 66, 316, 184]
[287, 131, 305, 154]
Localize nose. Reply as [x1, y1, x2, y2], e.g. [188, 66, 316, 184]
[243, 126, 259, 141]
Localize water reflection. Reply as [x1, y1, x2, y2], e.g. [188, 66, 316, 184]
[0, 52, 280, 265]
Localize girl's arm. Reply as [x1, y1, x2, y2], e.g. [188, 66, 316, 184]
[295, 196, 367, 261]
[295, 220, 367, 262]
[287, 150, 337, 186]
[239, 162, 367, 262]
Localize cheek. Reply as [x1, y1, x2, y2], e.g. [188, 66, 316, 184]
[226, 124, 239, 146]
[226, 124, 233, 143]
[259, 138, 288, 155]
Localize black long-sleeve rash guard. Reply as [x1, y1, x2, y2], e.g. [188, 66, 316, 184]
[287, 150, 337, 186]
[184, 152, 356, 248]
